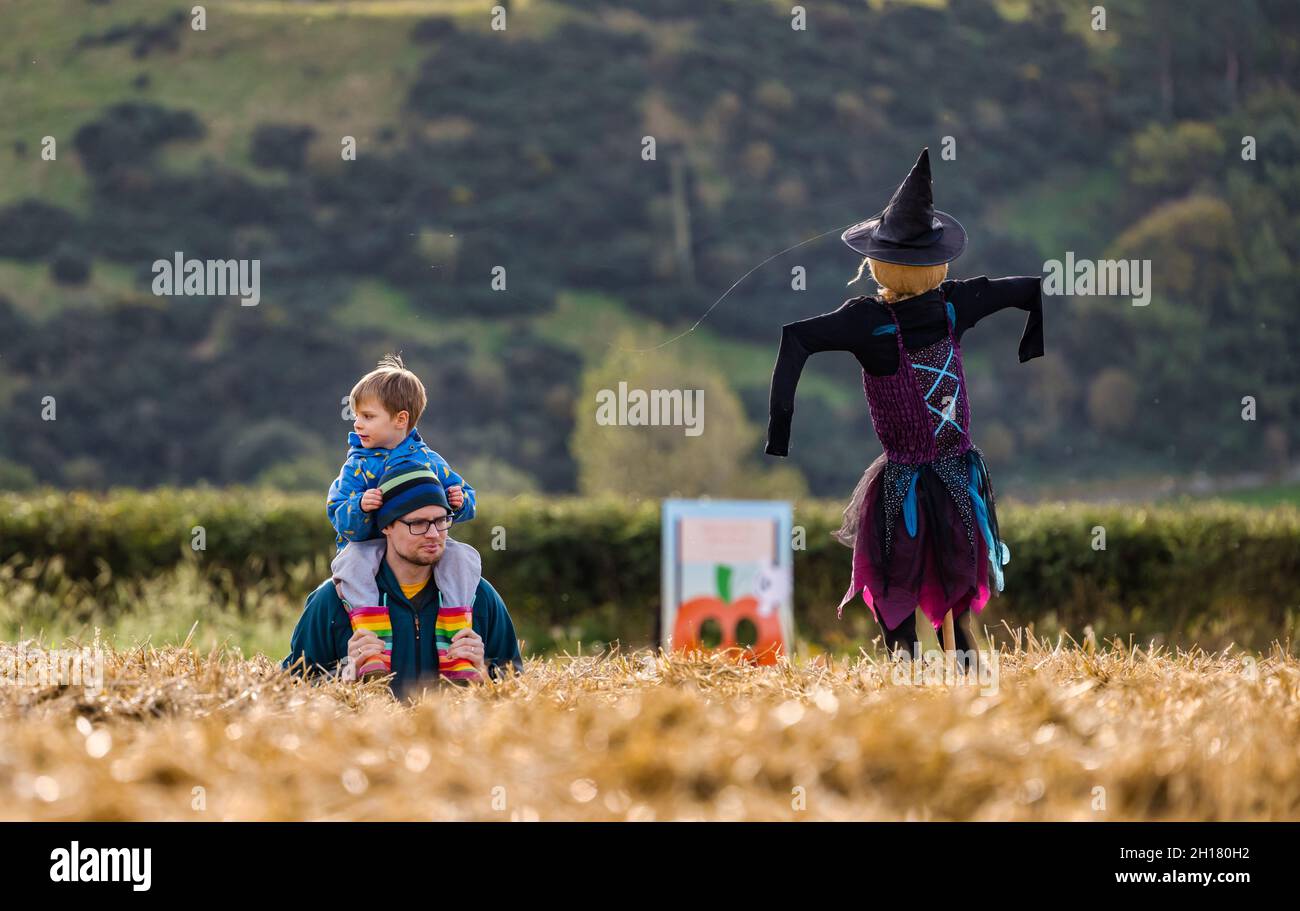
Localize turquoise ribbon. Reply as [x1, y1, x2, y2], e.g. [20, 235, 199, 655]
[902, 469, 920, 537]
[967, 457, 1010, 591]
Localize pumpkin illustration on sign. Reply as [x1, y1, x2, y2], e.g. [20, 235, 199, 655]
[672, 564, 784, 665]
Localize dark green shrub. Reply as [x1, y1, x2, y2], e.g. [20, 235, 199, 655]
[1, 490, 1296, 652]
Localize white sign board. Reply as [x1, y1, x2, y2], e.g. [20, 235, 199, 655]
[661, 499, 793, 663]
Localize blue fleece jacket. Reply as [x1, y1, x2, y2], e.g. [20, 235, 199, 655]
[282, 558, 522, 700]
[326, 428, 476, 549]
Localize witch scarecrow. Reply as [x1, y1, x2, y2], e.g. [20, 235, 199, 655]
[765, 148, 1044, 659]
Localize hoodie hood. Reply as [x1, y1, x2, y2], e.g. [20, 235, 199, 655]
[346, 428, 426, 460]
[330, 536, 481, 613]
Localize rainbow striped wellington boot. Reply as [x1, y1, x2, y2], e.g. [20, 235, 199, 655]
[435, 592, 479, 681]
[346, 597, 392, 677]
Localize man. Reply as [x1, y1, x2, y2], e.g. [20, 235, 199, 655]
[283, 466, 522, 699]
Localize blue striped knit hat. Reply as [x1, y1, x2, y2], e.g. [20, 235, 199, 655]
[372, 463, 450, 534]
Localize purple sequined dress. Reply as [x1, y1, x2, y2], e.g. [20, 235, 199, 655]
[831, 300, 1008, 633]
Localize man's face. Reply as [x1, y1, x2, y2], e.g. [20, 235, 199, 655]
[382, 503, 450, 566]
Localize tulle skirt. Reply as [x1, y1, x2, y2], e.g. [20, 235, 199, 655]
[835, 446, 1009, 633]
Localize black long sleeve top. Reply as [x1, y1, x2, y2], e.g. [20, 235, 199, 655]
[765, 275, 1044, 457]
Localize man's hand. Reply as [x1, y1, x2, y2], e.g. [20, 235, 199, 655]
[446, 627, 488, 681]
[445, 485, 465, 510]
[347, 628, 386, 676]
[360, 488, 383, 513]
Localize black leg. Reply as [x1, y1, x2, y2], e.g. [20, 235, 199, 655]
[879, 611, 921, 658]
[878, 609, 979, 670]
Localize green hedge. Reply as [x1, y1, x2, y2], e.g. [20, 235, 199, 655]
[2, 489, 1298, 652]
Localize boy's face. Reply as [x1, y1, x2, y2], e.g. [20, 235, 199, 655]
[353, 398, 409, 450]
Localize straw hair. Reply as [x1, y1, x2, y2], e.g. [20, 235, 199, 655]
[350, 353, 427, 428]
[848, 257, 948, 304]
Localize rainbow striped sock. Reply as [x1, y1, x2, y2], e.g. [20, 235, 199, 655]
[435, 604, 478, 681]
[347, 605, 392, 677]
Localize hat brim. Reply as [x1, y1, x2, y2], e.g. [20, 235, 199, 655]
[841, 209, 968, 266]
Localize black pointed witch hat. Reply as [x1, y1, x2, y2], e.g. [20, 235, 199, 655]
[841, 148, 967, 266]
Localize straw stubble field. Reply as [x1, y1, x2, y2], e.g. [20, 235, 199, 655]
[2, 633, 1299, 821]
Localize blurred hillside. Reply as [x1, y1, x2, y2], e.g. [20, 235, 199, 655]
[0, 0, 1296, 497]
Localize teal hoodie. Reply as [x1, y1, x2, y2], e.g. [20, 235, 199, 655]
[283, 558, 522, 700]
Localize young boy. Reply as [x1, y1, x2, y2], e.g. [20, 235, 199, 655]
[327, 355, 477, 675]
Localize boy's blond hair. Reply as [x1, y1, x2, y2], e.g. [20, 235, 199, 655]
[848, 256, 948, 303]
[350, 354, 427, 428]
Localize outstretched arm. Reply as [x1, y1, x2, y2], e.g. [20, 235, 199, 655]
[946, 275, 1044, 362]
[766, 300, 874, 457]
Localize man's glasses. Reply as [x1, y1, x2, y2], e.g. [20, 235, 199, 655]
[396, 515, 454, 535]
